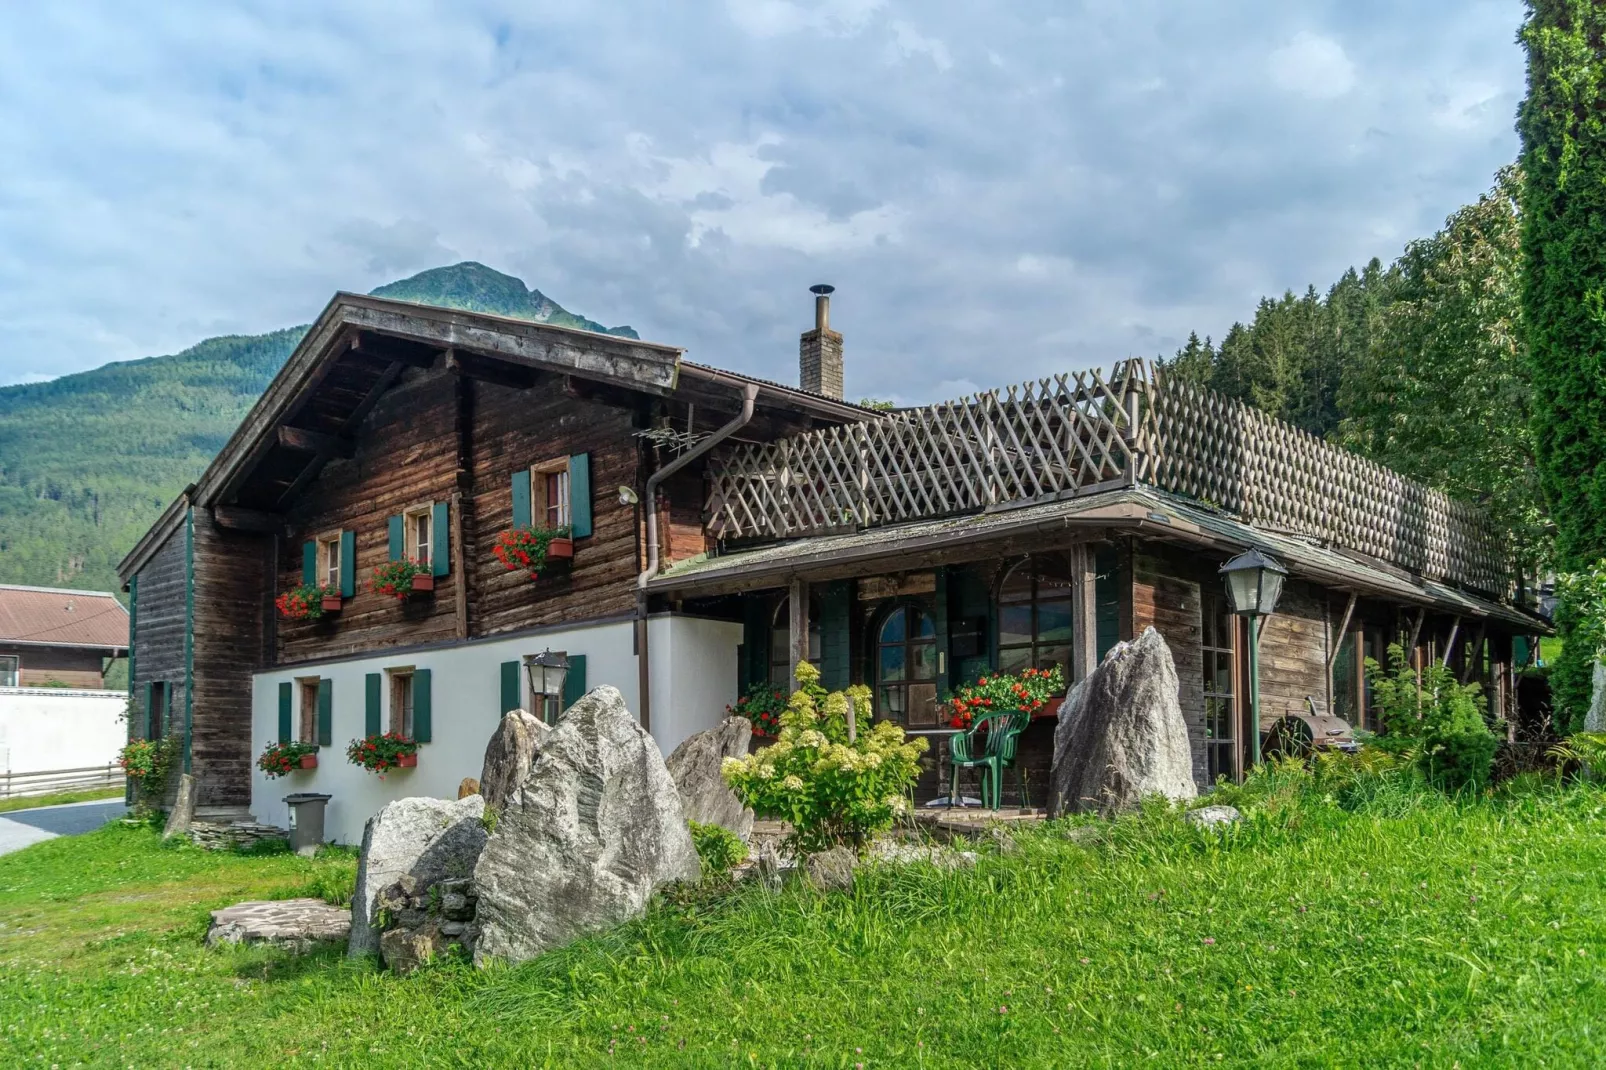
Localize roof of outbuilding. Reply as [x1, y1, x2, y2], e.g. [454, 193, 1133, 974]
[0, 584, 129, 650]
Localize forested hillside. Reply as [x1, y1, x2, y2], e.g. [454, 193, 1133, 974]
[0, 263, 636, 595]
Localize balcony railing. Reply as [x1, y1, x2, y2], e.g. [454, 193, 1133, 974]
[705, 360, 1510, 595]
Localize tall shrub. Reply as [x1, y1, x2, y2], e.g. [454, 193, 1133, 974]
[1518, 2, 1606, 569]
[1551, 562, 1606, 734]
[1366, 644, 1500, 793]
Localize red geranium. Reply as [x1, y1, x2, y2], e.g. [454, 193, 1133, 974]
[493, 525, 569, 579]
[944, 665, 1066, 729]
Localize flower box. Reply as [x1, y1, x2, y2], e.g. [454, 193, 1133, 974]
[411, 573, 434, 593]
[397, 753, 418, 768]
[1031, 693, 1067, 719]
[321, 595, 343, 613]
[546, 538, 574, 560]
[299, 753, 318, 770]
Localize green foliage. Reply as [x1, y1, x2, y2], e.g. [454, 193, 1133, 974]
[1550, 560, 1606, 734]
[1547, 731, 1606, 775]
[1519, 3, 1606, 569]
[0, 263, 629, 594]
[726, 680, 788, 737]
[942, 664, 1064, 729]
[687, 820, 748, 881]
[256, 739, 319, 779]
[345, 732, 418, 774]
[721, 661, 927, 853]
[1365, 644, 1500, 793]
[274, 582, 336, 620]
[116, 736, 181, 813]
[368, 558, 430, 600]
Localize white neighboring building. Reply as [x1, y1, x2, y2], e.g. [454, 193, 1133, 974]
[0, 585, 129, 790]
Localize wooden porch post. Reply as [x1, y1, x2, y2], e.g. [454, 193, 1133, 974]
[1069, 543, 1098, 682]
[788, 577, 810, 690]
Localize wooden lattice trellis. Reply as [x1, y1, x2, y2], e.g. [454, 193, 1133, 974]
[706, 360, 1511, 594]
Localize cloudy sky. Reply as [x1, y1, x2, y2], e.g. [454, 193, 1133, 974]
[0, 1, 1525, 402]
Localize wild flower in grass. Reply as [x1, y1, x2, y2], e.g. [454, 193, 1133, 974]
[1202, 938, 1216, 945]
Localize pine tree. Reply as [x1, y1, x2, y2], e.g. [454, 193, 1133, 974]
[1518, 2, 1606, 569]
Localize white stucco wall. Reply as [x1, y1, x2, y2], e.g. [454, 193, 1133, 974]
[250, 614, 741, 844]
[0, 687, 128, 775]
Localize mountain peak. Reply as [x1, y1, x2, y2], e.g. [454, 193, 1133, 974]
[369, 262, 638, 339]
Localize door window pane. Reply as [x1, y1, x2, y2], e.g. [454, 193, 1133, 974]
[876, 605, 937, 724]
[998, 604, 1033, 647]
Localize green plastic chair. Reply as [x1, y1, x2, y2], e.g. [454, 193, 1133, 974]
[947, 709, 1030, 810]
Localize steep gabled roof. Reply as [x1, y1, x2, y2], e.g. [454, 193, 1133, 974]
[0, 584, 129, 651]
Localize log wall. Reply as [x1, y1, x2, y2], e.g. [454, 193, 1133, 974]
[1132, 550, 1207, 789]
[190, 509, 269, 808]
[130, 523, 188, 741]
[1255, 579, 1330, 730]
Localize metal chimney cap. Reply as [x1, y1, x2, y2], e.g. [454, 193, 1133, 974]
[809, 284, 835, 296]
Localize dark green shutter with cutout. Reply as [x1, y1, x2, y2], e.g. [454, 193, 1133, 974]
[568, 453, 592, 537]
[742, 597, 770, 693]
[388, 515, 404, 561]
[302, 541, 316, 585]
[561, 654, 587, 712]
[432, 501, 450, 576]
[1095, 545, 1122, 660]
[500, 661, 520, 714]
[277, 682, 292, 744]
[511, 469, 532, 529]
[818, 581, 851, 691]
[141, 681, 154, 740]
[316, 678, 333, 746]
[413, 669, 432, 742]
[365, 673, 381, 736]
[339, 529, 356, 598]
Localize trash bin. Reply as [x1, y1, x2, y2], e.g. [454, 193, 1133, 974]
[282, 792, 332, 857]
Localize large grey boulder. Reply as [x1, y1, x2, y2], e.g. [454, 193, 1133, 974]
[1049, 626, 1198, 817]
[1586, 659, 1606, 733]
[479, 709, 549, 812]
[664, 716, 754, 841]
[162, 773, 195, 840]
[348, 795, 488, 959]
[472, 686, 701, 966]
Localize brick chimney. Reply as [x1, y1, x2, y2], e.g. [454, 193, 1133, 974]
[799, 284, 843, 398]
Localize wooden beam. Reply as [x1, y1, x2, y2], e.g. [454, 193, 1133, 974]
[276, 425, 355, 458]
[1326, 591, 1358, 671]
[212, 505, 286, 534]
[1407, 608, 1427, 653]
[1441, 616, 1462, 669]
[788, 577, 809, 691]
[340, 360, 403, 436]
[1069, 542, 1098, 682]
[352, 331, 440, 368]
[1459, 620, 1488, 684]
[445, 348, 537, 390]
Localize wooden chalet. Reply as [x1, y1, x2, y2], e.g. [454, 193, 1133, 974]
[117, 287, 1548, 837]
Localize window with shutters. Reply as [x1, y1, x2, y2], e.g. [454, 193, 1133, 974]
[298, 677, 321, 743]
[317, 532, 342, 589]
[404, 504, 433, 566]
[532, 458, 571, 530]
[148, 681, 169, 740]
[388, 668, 415, 736]
[0, 655, 18, 687]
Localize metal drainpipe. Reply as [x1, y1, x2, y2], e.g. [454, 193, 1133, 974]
[636, 380, 760, 730]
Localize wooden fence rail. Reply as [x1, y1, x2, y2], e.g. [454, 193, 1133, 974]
[0, 763, 125, 800]
[706, 360, 1510, 594]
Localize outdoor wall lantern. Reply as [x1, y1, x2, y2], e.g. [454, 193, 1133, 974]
[524, 649, 570, 723]
[1219, 548, 1287, 768]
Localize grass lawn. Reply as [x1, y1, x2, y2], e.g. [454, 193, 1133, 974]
[2, 782, 1604, 1068]
[0, 787, 125, 815]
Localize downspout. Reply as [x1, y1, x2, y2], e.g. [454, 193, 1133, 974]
[636, 380, 760, 731]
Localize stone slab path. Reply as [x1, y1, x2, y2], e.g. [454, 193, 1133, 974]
[0, 798, 128, 857]
[206, 898, 351, 952]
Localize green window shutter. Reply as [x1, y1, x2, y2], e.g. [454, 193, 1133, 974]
[339, 529, 356, 598]
[742, 598, 770, 691]
[432, 501, 450, 576]
[568, 453, 592, 538]
[302, 541, 316, 585]
[277, 681, 292, 744]
[145, 681, 156, 740]
[365, 673, 381, 737]
[1095, 545, 1121, 660]
[317, 678, 333, 747]
[819, 580, 851, 691]
[511, 469, 532, 529]
[387, 515, 404, 561]
[500, 661, 520, 714]
[413, 669, 432, 742]
[561, 654, 587, 712]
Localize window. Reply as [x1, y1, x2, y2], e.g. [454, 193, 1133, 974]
[405, 505, 433, 567]
[768, 595, 821, 688]
[147, 681, 169, 740]
[389, 669, 415, 737]
[533, 459, 571, 530]
[1201, 592, 1238, 783]
[0, 655, 17, 687]
[997, 556, 1075, 678]
[298, 678, 321, 744]
[317, 533, 342, 589]
[877, 605, 938, 726]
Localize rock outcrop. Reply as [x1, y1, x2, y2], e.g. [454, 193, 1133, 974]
[206, 899, 350, 952]
[1185, 804, 1243, 828]
[1049, 626, 1198, 817]
[162, 773, 195, 840]
[472, 686, 700, 966]
[1586, 659, 1606, 734]
[374, 875, 480, 973]
[804, 846, 857, 891]
[479, 708, 548, 812]
[348, 795, 488, 959]
[664, 716, 754, 841]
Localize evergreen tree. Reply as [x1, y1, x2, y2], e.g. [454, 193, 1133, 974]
[1517, 2, 1606, 569]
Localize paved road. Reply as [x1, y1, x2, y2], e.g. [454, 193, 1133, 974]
[0, 798, 129, 856]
